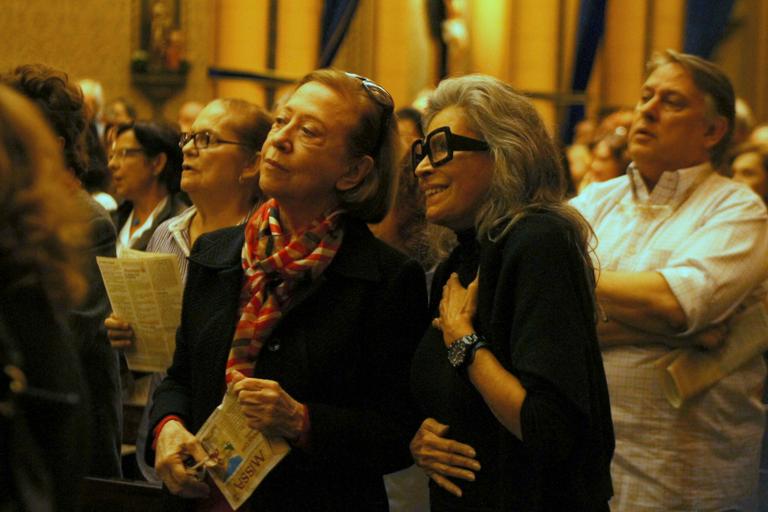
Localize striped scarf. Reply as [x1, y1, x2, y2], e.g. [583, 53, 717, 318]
[225, 199, 344, 382]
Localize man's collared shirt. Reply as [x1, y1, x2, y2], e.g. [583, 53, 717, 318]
[571, 162, 768, 511]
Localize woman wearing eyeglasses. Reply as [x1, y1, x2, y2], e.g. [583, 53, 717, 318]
[148, 69, 429, 511]
[109, 121, 189, 254]
[107, 98, 272, 482]
[409, 75, 614, 511]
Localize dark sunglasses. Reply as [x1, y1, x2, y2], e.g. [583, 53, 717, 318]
[345, 72, 394, 155]
[411, 126, 489, 173]
[344, 72, 394, 112]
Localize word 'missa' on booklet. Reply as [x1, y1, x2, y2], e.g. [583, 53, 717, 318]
[193, 390, 291, 509]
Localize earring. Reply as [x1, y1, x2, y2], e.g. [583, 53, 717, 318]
[238, 175, 245, 184]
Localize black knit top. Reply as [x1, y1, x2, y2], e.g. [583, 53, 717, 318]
[412, 213, 614, 511]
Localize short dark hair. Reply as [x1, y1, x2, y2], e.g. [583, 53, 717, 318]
[116, 121, 183, 193]
[106, 97, 137, 121]
[396, 107, 424, 138]
[0, 64, 88, 178]
[647, 50, 735, 166]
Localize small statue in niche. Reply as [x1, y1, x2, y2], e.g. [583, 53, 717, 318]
[165, 29, 185, 71]
[149, 0, 171, 71]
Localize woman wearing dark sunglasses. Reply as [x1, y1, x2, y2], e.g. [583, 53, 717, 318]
[409, 75, 614, 511]
[149, 69, 428, 511]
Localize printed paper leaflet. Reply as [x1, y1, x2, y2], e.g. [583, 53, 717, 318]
[97, 250, 182, 372]
[196, 392, 290, 509]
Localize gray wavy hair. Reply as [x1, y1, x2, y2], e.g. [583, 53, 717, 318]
[423, 75, 596, 284]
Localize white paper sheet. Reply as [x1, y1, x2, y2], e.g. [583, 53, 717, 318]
[97, 249, 182, 372]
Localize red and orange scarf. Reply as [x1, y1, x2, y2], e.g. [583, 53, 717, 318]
[225, 199, 344, 382]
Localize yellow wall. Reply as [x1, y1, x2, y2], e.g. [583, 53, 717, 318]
[505, 0, 562, 130]
[212, 0, 322, 107]
[2, 0, 766, 130]
[373, 0, 436, 109]
[0, 0, 214, 121]
[601, 0, 649, 109]
[468, 0, 511, 80]
[652, 0, 684, 53]
[213, 0, 269, 104]
[595, 0, 685, 111]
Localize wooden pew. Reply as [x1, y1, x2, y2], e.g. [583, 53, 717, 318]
[81, 477, 163, 512]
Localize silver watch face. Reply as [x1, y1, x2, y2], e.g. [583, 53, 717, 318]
[448, 335, 477, 368]
[448, 341, 468, 367]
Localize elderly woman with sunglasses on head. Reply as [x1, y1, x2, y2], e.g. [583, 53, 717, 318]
[148, 69, 429, 511]
[409, 75, 614, 511]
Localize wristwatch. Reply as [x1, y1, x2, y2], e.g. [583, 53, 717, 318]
[447, 333, 488, 369]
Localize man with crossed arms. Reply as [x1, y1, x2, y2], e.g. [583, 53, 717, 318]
[572, 50, 768, 511]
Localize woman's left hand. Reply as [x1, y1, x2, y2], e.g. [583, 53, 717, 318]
[434, 273, 479, 347]
[410, 418, 481, 498]
[230, 370, 306, 439]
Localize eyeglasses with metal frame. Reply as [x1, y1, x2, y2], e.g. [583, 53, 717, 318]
[179, 131, 249, 150]
[108, 147, 145, 161]
[411, 126, 490, 173]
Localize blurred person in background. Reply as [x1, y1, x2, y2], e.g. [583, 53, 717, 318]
[107, 120, 189, 468]
[578, 128, 630, 191]
[751, 123, 768, 145]
[103, 97, 137, 147]
[177, 100, 204, 133]
[732, 97, 756, 148]
[565, 118, 596, 192]
[371, 106, 440, 273]
[79, 78, 106, 137]
[78, 78, 116, 212]
[397, 107, 425, 147]
[731, 142, 768, 204]
[370, 105, 435, 512]
[730, 140, 768, 512]
[0, 82, 91, 512]
[109, 121, 188, 254]
[106, 98, 272, 482]
[1, 63, 123, 478]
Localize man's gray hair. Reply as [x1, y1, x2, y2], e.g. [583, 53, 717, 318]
[647, 50, 735, 166]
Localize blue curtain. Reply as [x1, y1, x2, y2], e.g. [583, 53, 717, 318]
[318, 0, 360, 68]
[683, 0, 736, 58]
[561, 0, 607, 145]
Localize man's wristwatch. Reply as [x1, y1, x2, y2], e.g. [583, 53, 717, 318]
[447, 333, 489, 369]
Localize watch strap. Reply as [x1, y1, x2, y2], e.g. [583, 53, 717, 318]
[466, 339, 490, 368]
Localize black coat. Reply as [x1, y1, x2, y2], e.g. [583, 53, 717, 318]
[71, 192, 122, 478]
[112, 193, 189, 251]
[0, 286, 89, 512]
[149, 218, 429, 511]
